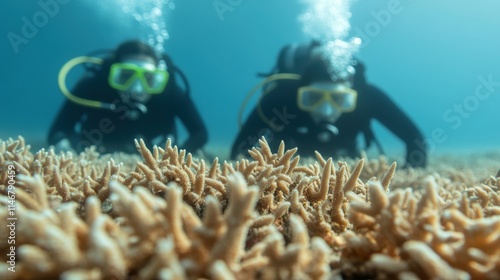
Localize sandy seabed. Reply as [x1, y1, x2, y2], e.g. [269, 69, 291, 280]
[0, 136, 499, 280]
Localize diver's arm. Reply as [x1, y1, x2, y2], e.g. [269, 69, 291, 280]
[175, 90, 208, 153]
[368, 85, 427, 168]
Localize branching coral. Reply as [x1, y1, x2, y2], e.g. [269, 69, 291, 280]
[0, 136, 499, 279]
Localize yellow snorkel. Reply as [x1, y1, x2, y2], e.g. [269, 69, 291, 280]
[58, 56, 116, 110]
[238, 73, 301, 131]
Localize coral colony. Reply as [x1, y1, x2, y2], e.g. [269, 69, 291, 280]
[1, 136, 500, 279]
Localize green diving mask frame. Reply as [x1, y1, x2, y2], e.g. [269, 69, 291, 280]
[58, 56, 169, 110]
[297, 84, 358, 113]
[108, 62, 169, 94]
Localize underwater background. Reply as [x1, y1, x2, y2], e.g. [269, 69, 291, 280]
[1, 0, 499, 160]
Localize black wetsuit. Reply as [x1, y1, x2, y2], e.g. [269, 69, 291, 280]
[48, 64, 208, 154]
[231, 75, 427, 168]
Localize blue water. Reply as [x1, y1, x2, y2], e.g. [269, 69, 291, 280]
[1, 0, 499, 157]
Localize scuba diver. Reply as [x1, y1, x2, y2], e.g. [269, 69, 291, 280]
[231, 41, 427, 168]
[48, 40, 208, 154]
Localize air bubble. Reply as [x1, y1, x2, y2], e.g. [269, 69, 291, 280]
[152, 7, 162, 17]
[115, 0, 173, 55]
[300, 0, 358, 81]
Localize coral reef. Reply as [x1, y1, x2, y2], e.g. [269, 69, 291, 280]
[1, 136, 499, 279]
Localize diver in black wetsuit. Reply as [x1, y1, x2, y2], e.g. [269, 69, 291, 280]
[231, 42, 427, 168]
[48, 40, 208, 154]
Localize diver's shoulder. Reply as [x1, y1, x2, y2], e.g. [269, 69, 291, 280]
[360, 83, 388, 96]
[155, 84, 189, 104]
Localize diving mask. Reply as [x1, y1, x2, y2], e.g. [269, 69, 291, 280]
[297, 82, 357, 113]
[108, 61, 169, 94]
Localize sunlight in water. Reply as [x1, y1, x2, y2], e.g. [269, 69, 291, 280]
[299, 0, 361, 81]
